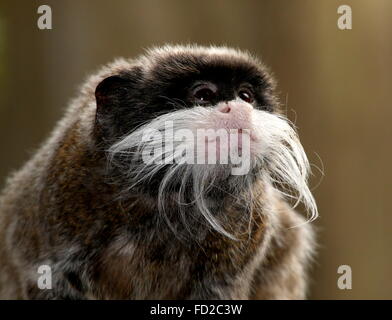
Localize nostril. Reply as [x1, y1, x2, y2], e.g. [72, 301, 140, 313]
[217, 104, 231, 113]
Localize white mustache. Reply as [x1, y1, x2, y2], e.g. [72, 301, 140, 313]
[108, 106, 318, 239]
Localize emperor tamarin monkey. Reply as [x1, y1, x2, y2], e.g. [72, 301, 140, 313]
[0, 45, 317, 299]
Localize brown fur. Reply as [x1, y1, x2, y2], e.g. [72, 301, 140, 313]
[0, 45, 315, 299]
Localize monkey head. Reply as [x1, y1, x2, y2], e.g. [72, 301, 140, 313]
[92, 45, 316, 238]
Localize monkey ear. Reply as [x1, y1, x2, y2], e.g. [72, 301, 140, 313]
[95, 75, 131, 113]
[94, 75, 134, 141]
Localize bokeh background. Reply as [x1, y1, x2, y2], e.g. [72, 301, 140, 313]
[0, 0, 391, 299]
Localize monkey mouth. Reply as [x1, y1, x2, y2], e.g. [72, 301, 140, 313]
[201, 128, 257, 154]
[197, 121, 261, 162]
[199, 100, 262, 152]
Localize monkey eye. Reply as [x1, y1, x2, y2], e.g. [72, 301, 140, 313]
[192, 83, 217, 103]
[238, 88, 254, 104]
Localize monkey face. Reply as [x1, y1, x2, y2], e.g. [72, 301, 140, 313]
[95, 47, 283, 168]
[95, 46, 277, 141]
[95, 45, 316, 236]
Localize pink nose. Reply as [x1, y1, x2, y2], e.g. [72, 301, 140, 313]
[216, 100, 253, 116]
[214, 100, 254, 130]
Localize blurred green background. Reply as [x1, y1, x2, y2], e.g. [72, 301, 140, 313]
[0, 0, 391, 299]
